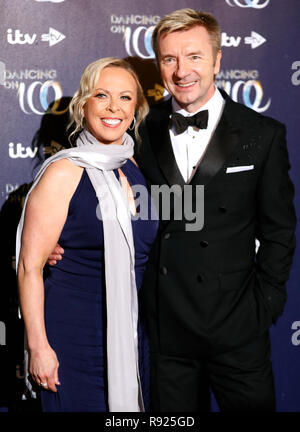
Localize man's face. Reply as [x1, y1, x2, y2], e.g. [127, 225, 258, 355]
[158, 26, 221, 113]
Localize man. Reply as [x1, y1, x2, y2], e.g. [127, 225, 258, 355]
[134, 8, 296, 412]
[49, 9, 296, 412]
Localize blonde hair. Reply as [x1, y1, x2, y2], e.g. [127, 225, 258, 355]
[152, 9, 221, 61]
[68, 57, 148, 143]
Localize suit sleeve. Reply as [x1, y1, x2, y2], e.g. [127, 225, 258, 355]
[255, 122, 296, 324]
[134, 120, 159, 188]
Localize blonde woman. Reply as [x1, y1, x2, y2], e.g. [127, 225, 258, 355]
[17, 58, 158, 412]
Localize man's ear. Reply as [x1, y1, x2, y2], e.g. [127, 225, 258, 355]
[214, 50, 222, 76]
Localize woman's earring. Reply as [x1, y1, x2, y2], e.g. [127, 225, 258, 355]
[129, 116, 136, 131]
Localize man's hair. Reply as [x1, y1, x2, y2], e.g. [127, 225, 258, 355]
[152, 8, 221, 60]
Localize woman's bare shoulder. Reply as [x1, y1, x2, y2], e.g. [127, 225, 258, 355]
[33, 159, 83, 196]
[46, 158, 83, 176]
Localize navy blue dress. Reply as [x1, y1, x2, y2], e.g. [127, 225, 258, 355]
[41, 160, 158, 412]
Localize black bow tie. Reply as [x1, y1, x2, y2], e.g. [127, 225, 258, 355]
[171, 110, 209, 135]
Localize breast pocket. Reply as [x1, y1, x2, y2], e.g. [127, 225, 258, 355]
[226, 165, 254, 174]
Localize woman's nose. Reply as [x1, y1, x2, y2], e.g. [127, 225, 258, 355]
[107, 97, 119, 112]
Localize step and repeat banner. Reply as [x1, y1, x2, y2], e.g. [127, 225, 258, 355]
[0, 0, 299, 411]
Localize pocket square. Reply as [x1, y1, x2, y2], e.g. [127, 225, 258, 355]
[226, 165, 254, 173]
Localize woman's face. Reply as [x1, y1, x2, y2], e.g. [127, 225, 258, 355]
[83, 66, 137, 145]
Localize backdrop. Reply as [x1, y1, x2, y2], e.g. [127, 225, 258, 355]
[0, 0, 299, 412]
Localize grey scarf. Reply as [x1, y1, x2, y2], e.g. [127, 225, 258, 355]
[16, 129, 144, 412]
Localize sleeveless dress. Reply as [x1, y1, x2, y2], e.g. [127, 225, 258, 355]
[41, 159, 158, 412]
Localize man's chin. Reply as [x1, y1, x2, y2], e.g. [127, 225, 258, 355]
[172, 94, 198, 111]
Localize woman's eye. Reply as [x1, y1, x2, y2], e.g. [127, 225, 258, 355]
[121, 95, 131, 100]
[95, 93, 107, 98]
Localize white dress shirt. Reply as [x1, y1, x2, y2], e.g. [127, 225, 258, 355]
[170, 87, 225, 183]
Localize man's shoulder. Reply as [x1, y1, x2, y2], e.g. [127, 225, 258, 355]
[147, 98, 172, 118]
[221, 89, 285, 132]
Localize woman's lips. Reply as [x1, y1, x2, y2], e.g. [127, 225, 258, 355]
[101, 118, 122, 128]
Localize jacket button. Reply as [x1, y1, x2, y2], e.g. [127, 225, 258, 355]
[164, 233, 171, 240]
[200, 240, 208, 247]
[197, 274, 203, 283]
[160, 267, 168, 275]
[219, 206, 227, 213]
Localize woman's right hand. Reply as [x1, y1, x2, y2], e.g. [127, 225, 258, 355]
[29, 345, 60, 392]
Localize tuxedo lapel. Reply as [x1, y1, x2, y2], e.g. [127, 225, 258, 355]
[144, 92, 243, 228]
[147, 99, 185, 188]
[190, 95, 241, 186]
[146, 92, 241, 189]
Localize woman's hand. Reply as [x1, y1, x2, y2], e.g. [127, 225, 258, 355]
[29, 345, 60, 393]
[17, 160, 83, 395]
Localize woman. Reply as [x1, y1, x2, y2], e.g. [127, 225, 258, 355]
[16, 57, 158, 412]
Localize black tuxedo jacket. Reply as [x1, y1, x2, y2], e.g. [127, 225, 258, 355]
[135, 90, 296, 358]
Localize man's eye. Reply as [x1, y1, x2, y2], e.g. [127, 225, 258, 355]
[191, 56, 200, 60]
[163, 57, 174, 63]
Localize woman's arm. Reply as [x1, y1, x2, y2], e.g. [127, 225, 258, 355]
[18, 159, 83, 392]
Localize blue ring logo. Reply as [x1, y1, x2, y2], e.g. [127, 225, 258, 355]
[18, 80, 68, 115]
[225, 0, 270, 8]
[124, 26, 155, 58]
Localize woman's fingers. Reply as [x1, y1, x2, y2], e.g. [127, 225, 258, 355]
[39, 380, 48, 389]
[54, 367, 61, 386]
[46, 375, 58, 393]
[36, 372, 58, 392]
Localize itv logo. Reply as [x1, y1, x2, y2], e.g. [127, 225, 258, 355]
[7, 28, 65, 47]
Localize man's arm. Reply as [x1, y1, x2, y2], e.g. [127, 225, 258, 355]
[255, 122, 296, 323]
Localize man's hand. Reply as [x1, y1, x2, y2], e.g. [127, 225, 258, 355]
[47, 244, 64, 266]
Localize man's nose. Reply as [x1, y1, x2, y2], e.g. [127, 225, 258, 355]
[175, 58, 189, 79]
